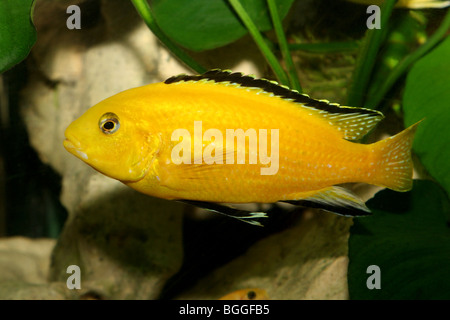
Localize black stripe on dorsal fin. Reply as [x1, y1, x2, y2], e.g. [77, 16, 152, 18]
[164, 69, 384, 140]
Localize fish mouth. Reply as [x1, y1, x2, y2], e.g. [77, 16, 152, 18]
[63, 137, 89, 160]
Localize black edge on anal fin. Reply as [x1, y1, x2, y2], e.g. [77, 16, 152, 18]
[282, 200, 372, 217]
[179, 200, 268, 227]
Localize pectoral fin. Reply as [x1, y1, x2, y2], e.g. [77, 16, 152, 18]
[180, 200, 268, 227]
[283, 186, 371, 217]
[157, 150, 237, 191]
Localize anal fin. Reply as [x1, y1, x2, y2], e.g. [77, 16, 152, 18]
[282, 186, 371, 217]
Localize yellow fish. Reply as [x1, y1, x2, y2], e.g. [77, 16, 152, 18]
[64, 70, 419, 225]
[219, 288, 270, 300]
[347, 0, 450, 9]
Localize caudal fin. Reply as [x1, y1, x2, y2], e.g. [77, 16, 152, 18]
[371, 120, 421, 192]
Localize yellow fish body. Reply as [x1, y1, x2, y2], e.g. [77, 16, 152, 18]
[64, 70, 419, 222]
[347, 0, 450, 9]
[219, 288, 270, 300]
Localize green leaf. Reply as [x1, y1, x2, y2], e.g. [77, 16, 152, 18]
[150, 0, 294, 52]
[348, 180, 450, 299]
[403, 36, 450, 197]
[365, 11, 427, 109]
[0, 0, 37, 73]
[346, 0, 397, 108]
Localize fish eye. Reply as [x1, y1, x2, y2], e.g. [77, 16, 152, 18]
[99, 113, 120, 134]
[247, 291, 256, 300]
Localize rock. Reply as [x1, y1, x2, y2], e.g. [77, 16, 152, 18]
[0, 237, 67, 300]
[0, 237, 55, 284]
[50, 176, 184, 299]
[176, 210, 352, 300]
[19, 0, 187, 299]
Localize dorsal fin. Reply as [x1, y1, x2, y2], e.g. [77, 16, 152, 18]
[164, 69, 384, 141]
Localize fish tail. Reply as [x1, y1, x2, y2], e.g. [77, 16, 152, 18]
[370, 120, 422, 192]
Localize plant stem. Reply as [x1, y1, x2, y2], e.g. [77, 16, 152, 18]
[228, 0, 290, 86]
[267, 0, 302, 92]
[366, 8, 450, 110]
[130, 0, 207, 74]
[346, 0, 398, 107]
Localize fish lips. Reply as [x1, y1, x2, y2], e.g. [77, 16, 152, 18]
[63, 137, 89, 161]
[63, 135, 150, 183]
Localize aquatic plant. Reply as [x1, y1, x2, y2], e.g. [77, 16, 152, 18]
[1, 0, 449, 299]
[130, 0, 450, 299]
